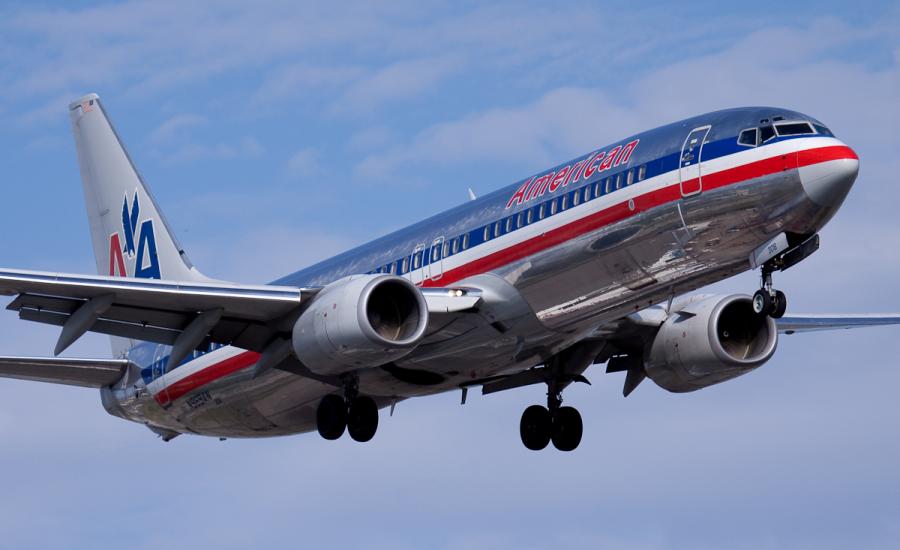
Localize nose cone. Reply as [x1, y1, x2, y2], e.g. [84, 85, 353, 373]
[799, 150, 859, 208]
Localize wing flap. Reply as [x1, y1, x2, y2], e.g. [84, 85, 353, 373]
[0, 356, 131, 388]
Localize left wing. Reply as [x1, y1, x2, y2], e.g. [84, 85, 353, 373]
[0, 268, 311, 358]
[0, 268, 482, 371]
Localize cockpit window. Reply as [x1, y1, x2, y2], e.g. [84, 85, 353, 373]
[813, 123, 832, 137]
[759, 125, 776, 143]
[775, 122, 815, 136]
[738, 128, 758, 147]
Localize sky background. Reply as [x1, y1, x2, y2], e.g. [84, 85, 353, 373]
[0, 1, 899, 548]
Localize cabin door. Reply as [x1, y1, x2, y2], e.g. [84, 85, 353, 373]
[679, 125, 711, 197]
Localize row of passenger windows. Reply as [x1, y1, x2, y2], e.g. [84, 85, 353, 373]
[369, 163, 649, 277]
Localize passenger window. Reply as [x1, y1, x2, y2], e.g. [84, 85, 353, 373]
[638, 165, 646, 181]
[593, 182, 601, 198]
[462, 234, 469, 250]
[413, 253, 421, 270]
[738, 128, 758, 147]
[604, 177, 612, 194]
[432, 247, 440, 262]
[401, 257, 409, 273]
[452, 238, 459, 254]
[517, 212, 524, 228]
[494, 221, 501, 238]
[615, 173, 623, 190]
[560, 195, 568, 211]
[550, 200, 558, 215]
[572, 190, 580, 207]
[483, 226, 490, 241]
[626, 169, 634, 186]
[526, 209, 534, 224]
[443, 241, 450, 257]
[759, 125, 776, 143]
[583, 187, 590, 202]
[538, 203, 546, 219]
[505, 217, 513, 233]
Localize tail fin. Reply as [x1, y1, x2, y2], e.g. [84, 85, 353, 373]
[68, 93, 210, 283]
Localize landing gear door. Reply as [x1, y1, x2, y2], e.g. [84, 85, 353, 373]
[679, 125, 711, 197]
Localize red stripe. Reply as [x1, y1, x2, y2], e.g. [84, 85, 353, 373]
[155, 351, 260, 406]
[423, 145, 857, 288]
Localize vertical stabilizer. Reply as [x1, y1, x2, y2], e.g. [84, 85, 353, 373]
[69, 93, 212, 357]
[69, 93, 210, 283]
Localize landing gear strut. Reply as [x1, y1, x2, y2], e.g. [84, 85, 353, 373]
[519, 381, 583, 452]
[752, 264, 787, 319]
[316, 375, 379, 443]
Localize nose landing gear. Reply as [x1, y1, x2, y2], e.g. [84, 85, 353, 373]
[752, 265, 787, 319]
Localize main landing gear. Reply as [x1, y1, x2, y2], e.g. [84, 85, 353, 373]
[520, 383, 583, 452]
[316, 376, 379, 443]
[752, 264, 787, 319]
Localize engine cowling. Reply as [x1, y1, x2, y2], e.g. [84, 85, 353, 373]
[292, 274, 429, 375]
[644, 294, 778, 393]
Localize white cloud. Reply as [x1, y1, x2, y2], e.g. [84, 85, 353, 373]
[335, 55, 463, 113]
[147, 113, 206, 144]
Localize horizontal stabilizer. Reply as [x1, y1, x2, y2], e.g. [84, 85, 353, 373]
[0, 356, 132, 388]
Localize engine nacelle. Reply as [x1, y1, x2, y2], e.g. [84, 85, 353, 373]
[292, 274, 429, 375]
[644, 294, 778, 393]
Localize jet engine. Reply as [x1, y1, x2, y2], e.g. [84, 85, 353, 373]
[292, 274, 429, 376]
[644, 294, 778, 392]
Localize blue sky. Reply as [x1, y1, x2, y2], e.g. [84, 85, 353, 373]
[0, 1, 899, 548]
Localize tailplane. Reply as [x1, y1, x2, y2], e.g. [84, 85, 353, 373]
[69, 93, 210, 283]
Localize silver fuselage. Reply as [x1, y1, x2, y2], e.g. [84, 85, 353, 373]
[102, 107, 859, 437]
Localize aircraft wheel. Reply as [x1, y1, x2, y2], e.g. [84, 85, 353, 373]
[347, 396, 379, 443]
[520, 405, 551, 451]
[771, 290, 787, 319]
[752, 289, 772, 316]
[551, 406, 583, 452]
[316, 394, 347, 440]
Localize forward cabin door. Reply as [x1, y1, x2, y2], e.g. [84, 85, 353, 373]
[679, 125, 711, 197]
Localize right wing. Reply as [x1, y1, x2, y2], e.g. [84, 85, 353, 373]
[777, 314, 900, 334]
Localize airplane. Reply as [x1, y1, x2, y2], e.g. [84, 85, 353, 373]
[0, 93, 896, 452]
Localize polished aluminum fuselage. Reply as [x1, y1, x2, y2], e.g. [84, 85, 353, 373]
[103, 107, 854, 438]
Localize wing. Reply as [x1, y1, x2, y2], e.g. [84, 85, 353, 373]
[0, 268, 311, 357]
[0, 356, 134, 387]
[0, 268, 482, 372]
[777, 314, 900, 334]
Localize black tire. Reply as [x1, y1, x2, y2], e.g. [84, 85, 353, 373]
[771, 290, 787, 319]
[752, 289, 772, 317]
[551, 406, 583, 452]
[520, 405, 551, 451]
[347, 396, 379, 443]
[316, 394, 347, 440]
